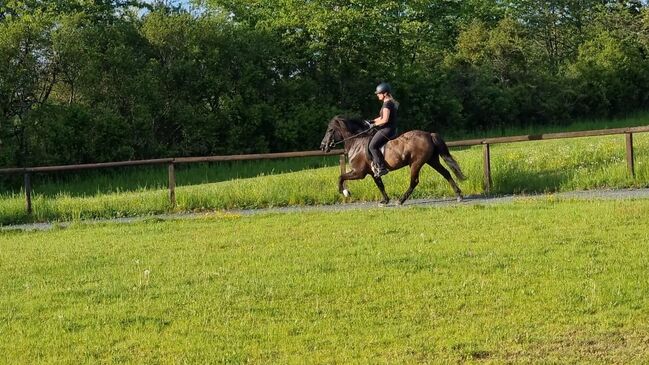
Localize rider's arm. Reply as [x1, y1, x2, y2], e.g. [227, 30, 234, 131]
[372, 107, 390, 126]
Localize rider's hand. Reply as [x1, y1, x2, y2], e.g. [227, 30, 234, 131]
[363, 120, 375, 129]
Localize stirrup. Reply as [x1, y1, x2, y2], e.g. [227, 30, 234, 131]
[371, 162, 379, 175]
[372, 161, 388, 178]
[374, 167, 389, 178]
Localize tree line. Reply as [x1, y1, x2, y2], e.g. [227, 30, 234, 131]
[1, 0, 648, 167]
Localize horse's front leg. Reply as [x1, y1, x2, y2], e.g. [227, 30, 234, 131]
[338, 170, 366, 197]
[372, 176, 390, 205]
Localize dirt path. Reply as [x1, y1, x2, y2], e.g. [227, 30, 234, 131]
[3, 188, 649, 232]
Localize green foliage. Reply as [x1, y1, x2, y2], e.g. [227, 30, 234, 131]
[0, 0, 648, 168]
[567, 5, 649, 116]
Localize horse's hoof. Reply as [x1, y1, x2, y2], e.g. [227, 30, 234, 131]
[396, 200, 403, 206]
[342, 189, 351, 198]
[456, 195, 463, 202]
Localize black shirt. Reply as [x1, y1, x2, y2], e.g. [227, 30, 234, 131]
[380, 100, 398, 129]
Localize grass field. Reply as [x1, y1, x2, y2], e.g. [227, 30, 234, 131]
[2, 198, 649, 363]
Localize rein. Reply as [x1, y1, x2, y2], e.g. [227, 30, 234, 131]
[331, 128, 373, 146]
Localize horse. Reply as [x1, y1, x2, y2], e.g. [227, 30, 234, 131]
[319, 115, 466, 205]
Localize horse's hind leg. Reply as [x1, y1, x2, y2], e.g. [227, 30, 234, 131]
[372, 176, 390, 205]
[398, 161, 424, 205]
[428, 156, 463, 202]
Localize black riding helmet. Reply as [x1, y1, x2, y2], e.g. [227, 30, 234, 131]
[374, 82, 391, 95]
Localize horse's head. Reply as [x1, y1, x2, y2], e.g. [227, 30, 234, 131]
[319, 116, 366, 153]
[320, 115, 345, 153]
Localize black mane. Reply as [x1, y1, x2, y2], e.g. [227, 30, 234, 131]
[330, 115, 368, 135]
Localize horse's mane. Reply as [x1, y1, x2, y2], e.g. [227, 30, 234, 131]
[329, 115, 368, 136]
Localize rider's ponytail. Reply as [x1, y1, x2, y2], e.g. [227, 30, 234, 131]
[387, 93, 399, 110]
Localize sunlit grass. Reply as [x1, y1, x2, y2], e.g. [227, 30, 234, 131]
[2, 199, 649, 363]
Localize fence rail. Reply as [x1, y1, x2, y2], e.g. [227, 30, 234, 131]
[2, 125, 649, 214]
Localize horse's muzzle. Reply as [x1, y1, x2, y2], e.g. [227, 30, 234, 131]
[320, 141, 332, 153]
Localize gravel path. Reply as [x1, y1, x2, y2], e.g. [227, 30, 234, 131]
[3, 188, 649, 232]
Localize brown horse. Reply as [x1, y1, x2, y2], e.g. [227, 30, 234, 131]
[320, 115, 466, 205]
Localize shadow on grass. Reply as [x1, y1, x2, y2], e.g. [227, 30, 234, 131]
[492, 167, 575, 195]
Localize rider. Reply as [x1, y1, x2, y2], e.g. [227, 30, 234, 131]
[364, 82, 399, 178]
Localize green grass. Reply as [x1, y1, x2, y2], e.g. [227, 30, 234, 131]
[2, 198, 649, 363]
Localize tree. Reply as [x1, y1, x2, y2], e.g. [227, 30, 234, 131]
[504, 0, 607, 71]
[0, 5, 56, 165]
[1, 0, 648, 168]
[567, 4, 649, 116]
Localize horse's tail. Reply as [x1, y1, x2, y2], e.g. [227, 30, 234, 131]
[430, 133, 466, 181]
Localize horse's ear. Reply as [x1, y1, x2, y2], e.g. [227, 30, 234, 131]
[327, 116, 338, 129]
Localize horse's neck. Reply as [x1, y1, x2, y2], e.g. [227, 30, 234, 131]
[345, 136, 370, 161]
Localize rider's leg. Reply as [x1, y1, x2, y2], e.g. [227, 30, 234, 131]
[369, 129, 391, 177]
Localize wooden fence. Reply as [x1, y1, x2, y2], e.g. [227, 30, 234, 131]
[2, 125, 649, 214]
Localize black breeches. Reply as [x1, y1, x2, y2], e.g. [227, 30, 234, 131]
[369, 127, 397, 165]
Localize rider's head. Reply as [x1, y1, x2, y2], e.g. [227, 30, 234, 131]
[374, 82, 391, 96]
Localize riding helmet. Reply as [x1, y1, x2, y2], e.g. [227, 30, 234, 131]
[374, 82, 391, 95]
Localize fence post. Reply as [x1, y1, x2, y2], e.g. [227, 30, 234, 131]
[339, 153, 346, 175]
[626, 133, 635, 178]
[24, 172, 32, 214]
[168, 161, 176, 208]
[483, 143, 492, 195]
